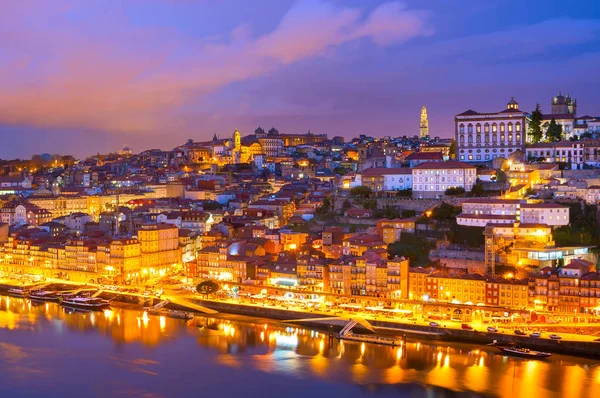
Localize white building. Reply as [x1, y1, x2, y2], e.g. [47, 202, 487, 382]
[520, 203, 569, 227]
[455, 98, 526, 163]
[526, 141, 585, 169]
[411, 161, 477, 198]
[456, 199, 569, 227]
[360, 168, 412, 192]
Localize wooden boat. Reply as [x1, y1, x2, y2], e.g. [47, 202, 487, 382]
[489, 341, 552, 359]
[61, 296, 111, 310]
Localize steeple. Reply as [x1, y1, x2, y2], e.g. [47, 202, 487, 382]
[212, 133, 218, 142]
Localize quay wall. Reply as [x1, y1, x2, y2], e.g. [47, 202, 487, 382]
[195, 299, 600, 359]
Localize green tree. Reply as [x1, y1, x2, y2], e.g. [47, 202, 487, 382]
[387, 233, 434, 267]
[432, 203, 461, 221]
[528, 104, 543, 143]
[396, 189, 412, 197]
[471, 183, 484, 197]
[546, 118, 564, 142]
[350, 186, 372, 198]
[342, 199, 352, 210]
[363, 199, 377, 210]
[402, 209, 416, 218]
[333, 166, 347, 175]
[445, 187, 465, 196]
[449, 140, 456, 159]
[196, 280, 220, 297]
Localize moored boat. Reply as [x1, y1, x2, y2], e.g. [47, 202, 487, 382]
[29, 290, 61, 302]
[489, 341, 552, 359]
[145, 307, 194, 320]
[6, 288, 29, 298]
[61, 296, 111, 310]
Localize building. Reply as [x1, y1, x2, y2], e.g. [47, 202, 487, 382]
[525, 141, 586, 170]
[376, 218, 416, 244]
[137, 224, 180, 278]
[359, 168, 412, 193]
[456, 199, 569, 228]
[455, 98, 526, 162]
[412, 161, 477, 199]
[420, 105, 429, 139]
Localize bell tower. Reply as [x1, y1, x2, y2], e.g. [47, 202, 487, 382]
[419, 106, 429, 139]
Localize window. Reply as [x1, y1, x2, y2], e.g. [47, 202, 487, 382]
[468, 135, 473, 143]
[508, 123, 513, 132]
[484, 124, 490, 133]
[459, 124, 465, 134]
[516, 123, 521, 132]
[500, 123, 505, 132]
[468, 124, 473, 133]
[492, 134, 497, 143]
[476, 124, 481, 133]
[500, 134, 505, 142]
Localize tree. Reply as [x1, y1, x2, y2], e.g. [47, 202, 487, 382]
[196, 280, 220, 297]
[444, 187, 465, 196]
[402, 209, 416, 218]
[342, 199, 352, 211]
[471, 183, 484, 197]
[396, 189, 412, 197]
[449, 140, 456, 159]
[524, 187, 536, 196]
[569, 135, 579, 141]
[528, 104, 543, 143]
[362, 199, 377, 210]
[546, 118, 564, 142]
[580, 132, 593, 139]
[387, 233, 434, 267]
[350, 186, 372, 198]
[333, 166, 347, 175]
[432, 203, 461, 221]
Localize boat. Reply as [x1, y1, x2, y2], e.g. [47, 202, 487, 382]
[145, 307, 194, 320]
[6, 288, 28, 298]
[489, 341, 552, 359]
[29, 290, 61, 302]
[61, 296, 111, 310]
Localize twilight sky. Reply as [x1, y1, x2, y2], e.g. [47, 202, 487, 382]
[1, 0, 600, 158]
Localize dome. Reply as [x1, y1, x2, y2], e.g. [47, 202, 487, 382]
[506, 97, 519, 110]
[268, 127, 279, 135]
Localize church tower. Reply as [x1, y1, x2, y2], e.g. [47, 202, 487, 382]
[419, 105, 429, 139]
[233, 129, 241, 151]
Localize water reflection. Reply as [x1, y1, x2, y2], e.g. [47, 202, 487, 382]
[1, 295, 600, 398]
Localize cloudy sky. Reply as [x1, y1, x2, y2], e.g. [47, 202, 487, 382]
[1, 0, 599, 158]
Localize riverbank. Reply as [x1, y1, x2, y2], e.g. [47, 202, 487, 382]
[192, 298, 600, 359]
[2, 279, 600, 359]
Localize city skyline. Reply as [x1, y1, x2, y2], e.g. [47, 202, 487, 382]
[1, 0, 600, 158]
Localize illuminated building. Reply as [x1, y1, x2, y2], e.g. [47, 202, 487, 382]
[137, 224, 180, 278]
[411, 161, 477, 199]
[455, 98, 526, 162]
[376, 218, 416, 244]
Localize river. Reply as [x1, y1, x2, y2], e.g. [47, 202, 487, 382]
[0, 294, 599, 398]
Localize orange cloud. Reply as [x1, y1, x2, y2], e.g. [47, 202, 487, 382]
[0, 1, 430, 134]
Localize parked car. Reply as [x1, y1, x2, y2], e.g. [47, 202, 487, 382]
[549, 334, 562, 340]
[514, 329, 527, 336]
[530, 332, 542, 338]
[487, 326, 499, 333]
[593, 338, 600, 342]
[429, 322, 440, 327]
[461, 323, 473, 330]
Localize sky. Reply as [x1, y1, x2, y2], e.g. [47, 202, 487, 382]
[1, 0, 600, 158]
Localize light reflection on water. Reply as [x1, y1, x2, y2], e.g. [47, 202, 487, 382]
[1, 295, 600, 398]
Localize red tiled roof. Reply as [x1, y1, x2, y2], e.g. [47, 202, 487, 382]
[413, 161, 475, 170]
[362, 167, 412, 176]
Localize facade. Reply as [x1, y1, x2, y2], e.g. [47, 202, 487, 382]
[137, 224, 180, 278]
[455, 98, 526, 163]
[359, 168, 412, 192]
[411, 161, 477, 198]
